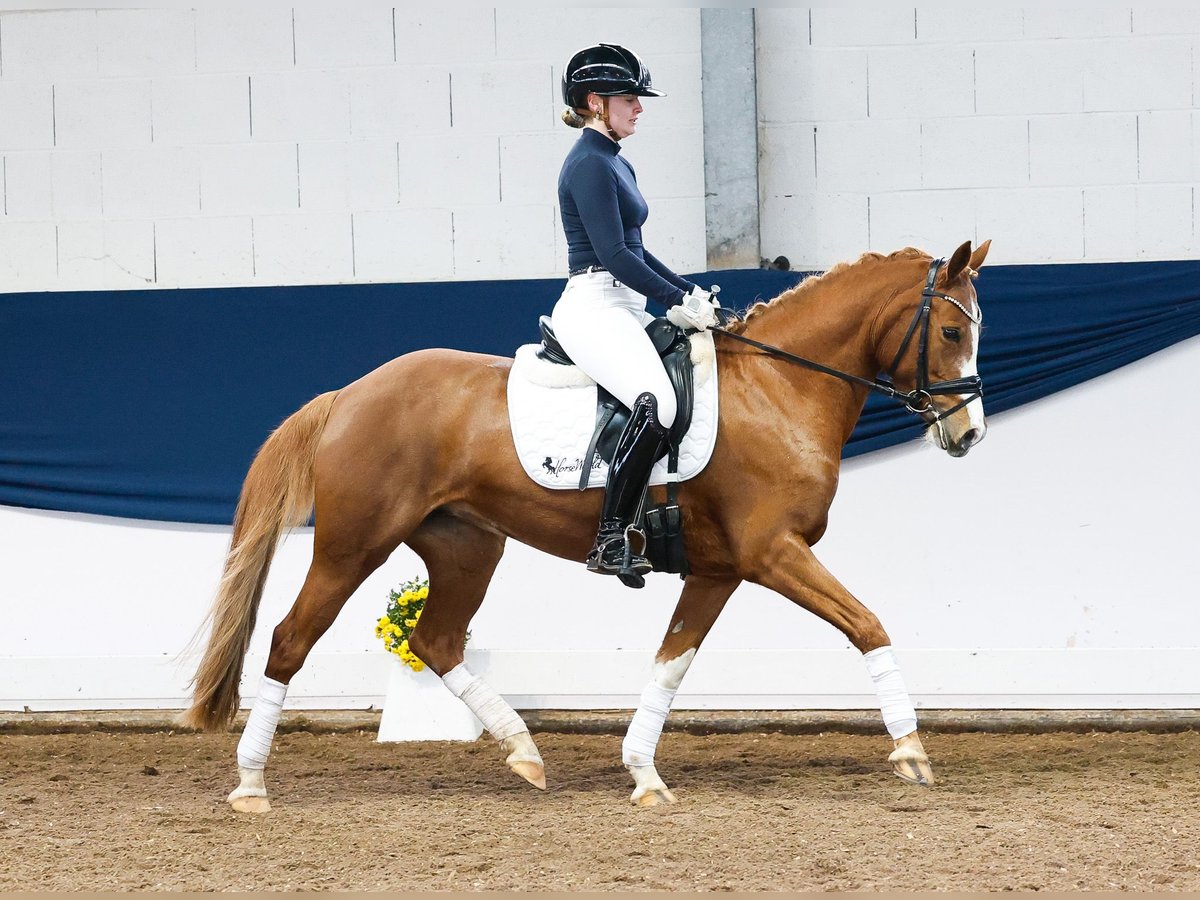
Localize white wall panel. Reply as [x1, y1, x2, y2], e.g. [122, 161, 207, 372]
[0, 221, 56, 288]
[399, 134, 498, 207]
[498, 131, 576, 206]
[0, 82, 54, 150]
[252, 212, 354, 284]
[623, 127, 705, 201]
[1082, 37, 1192, 112]
[975, 188, 1084, 262]
[155, 216, 254, 287]
[451, 62, 553, 135]
[974, 42, 1087, 115]
[0, 10, 98, 80]
[814, 120, 923, 193]
[57, 219, 154, 289]
[869, 189, 976, 256]
[761, 191, 869, 270]
[50, 151, 103, 218]
[298, 141, 399, 212]
[452, 203, 556, 279]
[641, 52, 704, 130]
[810, 8, 916, 46]
[348, 66, 451, 138]
[915, 8, 1023, 43]
[495, 9, 700, 61]
[392, 11, 496, 66]
[1023, 7, 1133, 39]
[867, 46, 975, 119]
[1137, 110, 1196, 183]
[352, 208, 454, 282]
[1083, 184, 1194, 261]
[758, 124, 817, 199]
[757, 47, 869, 124]
[101, 147, 200, 218]
[152, 75, 251, 146]
[194, 7, 293, 73]
[920, 117, 1028, 190]
[2, 152, 52, 219]
[96, 9, 194, 77]
[1133, 5, 1200, 34]
[199, 143, 297, 215]
[752, 8, 812, 51]
[54, 79, 152, 149]
[292, 6, 393, 69]
[1029, 114, 1138, 187]
[639, 196, 707, 277]
[250, 70, 351, 143]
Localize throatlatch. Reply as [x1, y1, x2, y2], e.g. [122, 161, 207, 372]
[586, 391, 668, 589]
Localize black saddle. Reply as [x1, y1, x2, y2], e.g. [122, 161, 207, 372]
[536, 315, 695, 467]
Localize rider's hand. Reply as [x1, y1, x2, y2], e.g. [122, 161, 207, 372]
[667, 285, 720, 332]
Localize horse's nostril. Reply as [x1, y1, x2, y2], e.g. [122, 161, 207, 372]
[961, 428, 980, 448]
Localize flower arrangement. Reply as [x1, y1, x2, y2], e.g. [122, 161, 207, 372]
[375, 577, 430, 672]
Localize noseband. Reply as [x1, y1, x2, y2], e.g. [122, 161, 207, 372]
[711, 258, 984, 424]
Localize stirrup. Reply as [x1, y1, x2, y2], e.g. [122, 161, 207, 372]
[586, 525, 652, 579]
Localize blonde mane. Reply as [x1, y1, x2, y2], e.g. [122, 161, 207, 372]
[725, 247, 931, 334]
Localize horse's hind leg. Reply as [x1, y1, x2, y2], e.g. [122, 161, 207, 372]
[405, 513, 546, 791]
[228, 543, 389, 813]
[623, 575, 740, 806]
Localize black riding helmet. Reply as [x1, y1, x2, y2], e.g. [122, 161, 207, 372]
[561, 43, 666, 109]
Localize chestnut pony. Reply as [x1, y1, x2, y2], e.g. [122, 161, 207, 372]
[184, 240, 991, 811]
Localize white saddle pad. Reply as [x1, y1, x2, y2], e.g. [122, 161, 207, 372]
[507, 332, 720, 490]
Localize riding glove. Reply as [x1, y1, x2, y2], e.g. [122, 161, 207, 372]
[667, 285, 720, 332]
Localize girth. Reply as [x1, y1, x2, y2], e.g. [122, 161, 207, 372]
[536, 315, 695, 478]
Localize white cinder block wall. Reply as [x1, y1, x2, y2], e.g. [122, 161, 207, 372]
[0, 8, 705, 291]
[757, 7, 1200, 268]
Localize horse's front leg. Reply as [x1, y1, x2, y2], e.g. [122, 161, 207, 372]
[623, 574, 740, 806]
[750, 531, 934, 786]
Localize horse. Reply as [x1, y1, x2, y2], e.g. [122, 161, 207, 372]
[183, 239, 991, 811]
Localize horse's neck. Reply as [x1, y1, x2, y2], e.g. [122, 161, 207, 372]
[744, 267, 903, 378]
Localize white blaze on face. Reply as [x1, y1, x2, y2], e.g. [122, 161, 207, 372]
[963, 320, 986, 436]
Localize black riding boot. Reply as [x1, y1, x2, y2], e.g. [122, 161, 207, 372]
[586, 392, 669, 589]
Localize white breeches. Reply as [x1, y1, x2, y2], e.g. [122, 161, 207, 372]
[551, 273, 678, 429]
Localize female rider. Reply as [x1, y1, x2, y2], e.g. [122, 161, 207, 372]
[551, 43, 720, 587]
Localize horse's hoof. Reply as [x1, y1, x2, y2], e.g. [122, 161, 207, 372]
[229, 795, 271, 814]
[632, 786, 677, 807]
[509, 758, 546, 790]
[889, 733, 936, 787]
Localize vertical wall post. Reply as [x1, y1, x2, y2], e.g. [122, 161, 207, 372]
[700, 8, 760, 270]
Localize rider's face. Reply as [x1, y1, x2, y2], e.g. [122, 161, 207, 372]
[592, 93, 642, 140]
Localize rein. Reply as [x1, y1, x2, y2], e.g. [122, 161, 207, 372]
[709, 258, 983, 424]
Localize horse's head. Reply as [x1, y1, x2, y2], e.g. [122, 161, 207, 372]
[879, 240, 991, 458]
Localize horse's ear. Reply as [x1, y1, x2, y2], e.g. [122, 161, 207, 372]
[945, 240, 973, 281]
[968, 238, 992, 272]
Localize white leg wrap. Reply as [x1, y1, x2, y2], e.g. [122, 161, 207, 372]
[236, 676, 287, 770]
[622, 680, 677, 767]
[441, 663, 525, 741]
[864, 646, 918, 740]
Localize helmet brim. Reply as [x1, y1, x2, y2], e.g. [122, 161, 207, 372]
[592, 87, 666, 98]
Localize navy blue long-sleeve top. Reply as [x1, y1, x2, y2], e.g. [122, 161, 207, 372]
[558, 128, 692, 308]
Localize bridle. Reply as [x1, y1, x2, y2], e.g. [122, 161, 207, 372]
[710, 257, 984, 424]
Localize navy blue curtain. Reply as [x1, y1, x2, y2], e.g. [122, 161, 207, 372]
[3, 260, 1199, 524]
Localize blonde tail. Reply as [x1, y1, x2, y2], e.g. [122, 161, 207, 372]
[180, 391, 338, 731]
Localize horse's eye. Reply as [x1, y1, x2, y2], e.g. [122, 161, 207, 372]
[942, 327, 961, 343]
